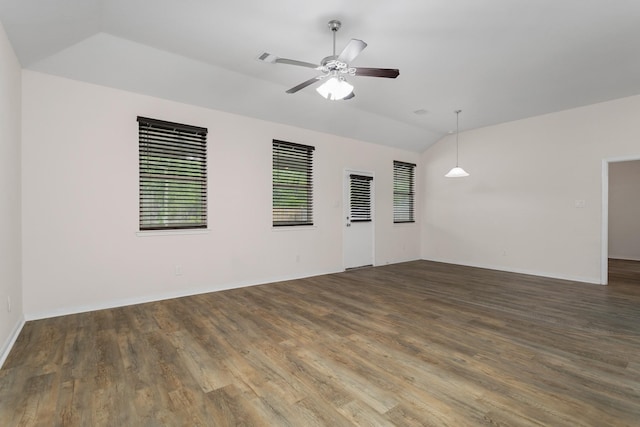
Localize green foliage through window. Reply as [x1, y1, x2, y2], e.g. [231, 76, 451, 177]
[393, 160, 416, 223]
[273, 140, 314, 226]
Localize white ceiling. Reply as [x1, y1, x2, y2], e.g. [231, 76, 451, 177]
[2, 0, 640, 152]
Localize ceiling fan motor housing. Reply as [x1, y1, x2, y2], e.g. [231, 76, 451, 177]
[320, 57, 355, 76]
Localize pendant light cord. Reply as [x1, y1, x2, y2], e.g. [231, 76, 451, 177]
[455, 110, 461, 167]
[445, 109, 469, 177]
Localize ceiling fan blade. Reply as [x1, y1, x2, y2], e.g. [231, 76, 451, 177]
[286, 76, 323, 94]
[258, 52, 319, 69]
[337, 39, 367, 63]
[353, 67, 400, 78]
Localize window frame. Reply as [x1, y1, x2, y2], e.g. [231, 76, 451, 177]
[393, 160, 416, 224]
[349, 174, 373, 223]
[138, 116, 208, 232]
[272, 140, 315, 227]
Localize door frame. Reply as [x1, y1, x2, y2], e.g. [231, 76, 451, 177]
[601, 155, 640, 285]
[343, 169, 375, 270]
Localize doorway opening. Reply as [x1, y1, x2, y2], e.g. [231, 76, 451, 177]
[601, 156, 640, 284]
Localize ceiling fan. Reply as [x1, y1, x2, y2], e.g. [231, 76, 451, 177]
[258, 20, 400, 100]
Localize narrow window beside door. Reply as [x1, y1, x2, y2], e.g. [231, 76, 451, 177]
[272, 140, 315, 226]
[393, 160, 416, 223]
[138, 116, 208, 231]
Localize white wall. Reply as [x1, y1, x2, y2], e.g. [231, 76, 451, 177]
[21, 71, 420, 319]
[609, 160, 640, 261]
[0, 20, 24, 366]
[421, 95, 640, 284]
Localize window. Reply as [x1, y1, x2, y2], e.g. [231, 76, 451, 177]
[138, 116, 207, 231]
[393, 160, 416, 223]
[349, 174, 373, 222]
[272, 140, 315, 226]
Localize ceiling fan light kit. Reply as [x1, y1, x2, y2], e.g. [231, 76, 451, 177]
[258, 19, 399, 101]
[316, 76, 354, 100]
[445, 110, 470, 178]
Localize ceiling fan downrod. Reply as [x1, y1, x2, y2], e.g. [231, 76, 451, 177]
[327, 20, 341, 58]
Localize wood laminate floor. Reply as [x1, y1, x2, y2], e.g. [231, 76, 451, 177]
[1, 260, 639, 426]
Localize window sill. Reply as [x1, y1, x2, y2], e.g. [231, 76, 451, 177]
[393, 221, 417, 227]
[272, 225, 317, 232]
[136, 229, 210, 237]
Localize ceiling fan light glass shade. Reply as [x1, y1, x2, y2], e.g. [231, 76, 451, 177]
[316, 77, 354, 100]
[445, 166, 470, 178]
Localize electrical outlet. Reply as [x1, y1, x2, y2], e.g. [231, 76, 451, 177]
[175, 265, 183, 276]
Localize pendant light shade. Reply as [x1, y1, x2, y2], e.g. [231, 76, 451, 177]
[445, 109, 470, 178]
[445, 166, 469, 178]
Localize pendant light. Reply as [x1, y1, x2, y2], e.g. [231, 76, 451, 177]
[445, 109, 470, 178]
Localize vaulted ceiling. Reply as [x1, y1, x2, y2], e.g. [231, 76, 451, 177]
[2, 0, 640, 152]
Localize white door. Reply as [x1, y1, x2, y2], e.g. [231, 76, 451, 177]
[343, 170, 374, 269]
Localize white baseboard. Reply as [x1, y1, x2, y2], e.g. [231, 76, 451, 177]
[0, 316, 25, 369]
[24, 268, 344, 321]
[609, 255, 640, 262]
[422, 257, 602, 285]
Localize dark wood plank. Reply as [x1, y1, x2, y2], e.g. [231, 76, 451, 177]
[1, 260, 639, 425]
